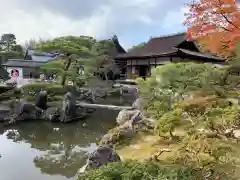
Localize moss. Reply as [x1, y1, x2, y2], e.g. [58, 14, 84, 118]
[99, 124, 135, 147]
[117, 134, 162, 160]
[178, 95, 218, 117]
[80, 161, 197, 180]
[0, 90, 20, 101]
[22, 83, 68, 96]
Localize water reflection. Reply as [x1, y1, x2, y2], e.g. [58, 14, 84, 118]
[0, 109, 118, 180]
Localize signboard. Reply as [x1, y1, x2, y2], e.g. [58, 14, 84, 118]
[12, 70, 19, 78]
[11, 69, 19, 83]
[6, 67, 23, 79]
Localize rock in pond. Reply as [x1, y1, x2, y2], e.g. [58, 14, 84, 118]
[35, 90, 48, 110]
[60, 92, 77, 123]
[0, 91, 95, 126]
[99, 121, 135, 146]
[116, 109, 142, 126]
[85, 145, 121, 170]
[6, 101, 44, 123]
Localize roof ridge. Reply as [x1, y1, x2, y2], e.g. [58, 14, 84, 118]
[149, 32, 186, 40]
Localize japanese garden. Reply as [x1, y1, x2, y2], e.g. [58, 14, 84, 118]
[0, 0, 240, 180]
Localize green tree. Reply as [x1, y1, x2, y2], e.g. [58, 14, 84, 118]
[36, 36, 96, 86]
[90, 39, 116, 80]
[0, 34, 24, 63]
[155, 108, 182, 138]
[37, 36, 118, 86]
[0, 34, 17, 51]
[137, 62, 225, 117]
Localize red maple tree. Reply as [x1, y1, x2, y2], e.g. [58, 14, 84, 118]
[184, 0, 240, 57]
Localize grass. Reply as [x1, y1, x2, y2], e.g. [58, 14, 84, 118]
[117, 133, 161, 160]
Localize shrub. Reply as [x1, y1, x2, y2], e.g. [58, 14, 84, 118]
[80, 161, 196, 180]
[99, 125, 134, 147]
[0, 90, 18, 101]
[155, 108, 182, 138]
[203, 105, 240, 131]
[175, 134, 234, 170]
[179, 95, 218, 117]
[21, 83, 69, 97]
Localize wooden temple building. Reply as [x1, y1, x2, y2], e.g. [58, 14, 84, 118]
[114, 32, 225, 79]
[0, 36, 127, 80]
[1, 47, 59, 79]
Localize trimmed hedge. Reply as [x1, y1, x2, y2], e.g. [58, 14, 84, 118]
[80, 161, 197, 180]
[21, 83, 70, 97]
[0, 90, 18, 101]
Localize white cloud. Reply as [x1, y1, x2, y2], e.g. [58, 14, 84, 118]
[162, 7, 188, 31]
[0, 0, 188, 48]
[0, 1, 112, 44]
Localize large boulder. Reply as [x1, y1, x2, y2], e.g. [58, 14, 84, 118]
[85, 145, 121, 170]
[14, 101, 38, 121]
[3, 101, 44, 124]
[60, 92, 77, 123]
[116, 109, 142, 125]
[35, 90, 48, 110]
[99, 121, 135, 146]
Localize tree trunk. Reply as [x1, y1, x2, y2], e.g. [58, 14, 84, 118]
[61, 72, 67, 86]
[61, 56, 72, 86]
[169, 128, 174, 138]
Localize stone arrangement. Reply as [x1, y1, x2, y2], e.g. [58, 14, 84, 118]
[0, 90, 95, 126]
[85, 145, 121, 170]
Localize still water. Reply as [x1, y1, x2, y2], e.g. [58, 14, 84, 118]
[0, 97, 131, 180]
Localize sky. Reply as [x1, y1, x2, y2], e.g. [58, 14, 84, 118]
[0, 0, 190, 49]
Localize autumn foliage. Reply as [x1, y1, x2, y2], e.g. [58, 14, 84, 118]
[184, 0, 240, 57]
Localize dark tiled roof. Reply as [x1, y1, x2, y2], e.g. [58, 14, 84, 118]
[24, 48, 60, 62]
[112, 35, 126, 54]
[3, 47, 60, 67]
[31, 55, 58, 62]
[116, 32, 186, 59]
[177, 48, 225, 62]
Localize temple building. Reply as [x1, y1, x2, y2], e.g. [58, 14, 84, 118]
[1, 47, 59, 79]
[0, 35, 126, 81]
[114, 32, 225, 79]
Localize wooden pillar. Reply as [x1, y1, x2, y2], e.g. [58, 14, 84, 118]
[136, 59, 138, 77]
[148, 58, 151, 76]
[131, 59, 132, 78]
[170, 56, 173, 62]
[155, 58, 157, 68]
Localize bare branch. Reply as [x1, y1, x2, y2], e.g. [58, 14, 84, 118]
[217, 0, 239, 29]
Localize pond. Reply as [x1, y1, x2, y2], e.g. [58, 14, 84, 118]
[0, 96, 133, 180]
